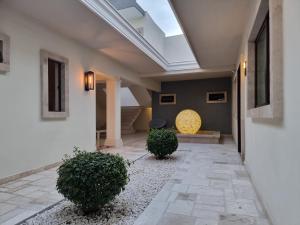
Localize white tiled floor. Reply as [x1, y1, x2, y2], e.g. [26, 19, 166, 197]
[134, 139, 272, 225]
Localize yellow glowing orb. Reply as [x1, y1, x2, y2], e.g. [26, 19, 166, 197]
[175, 109, 202, 134]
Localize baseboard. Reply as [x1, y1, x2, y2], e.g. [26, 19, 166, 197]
[0, 161, 62, 185]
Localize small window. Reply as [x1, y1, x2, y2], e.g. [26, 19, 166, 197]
[0, 32, 10, 73]
[207, 92, 227, 104]
[48, 59, 64, 112]
[41, 50, 69, 119]
[159, 94, 176, 105]
[247, 0, 283, 119]
[255, 13, 270, 107]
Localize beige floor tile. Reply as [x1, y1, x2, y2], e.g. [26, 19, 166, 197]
[20, 174, 45, 181]
[172, 184, 189, 193]
[196, 195, 225, 206]
[1, 209, 38, 225]
[176, 193, 198, 202]
[6, 196, 32, 206]
[167, 200, 194, 216]
[0, 203, 17, 216]
[0, 193, 16, 201]
[226, 199, 259, 217]
[14, 185, 41, 195]
[195, 218, 218, 225]
[157, 213, 197, 225]
[30, 178, 55, 187]
[2, 180, 31, 189]
[187, 186, 224, 197]
[192, 208, 220, 220]
[0, 208, 28, 224]
[194, 203, 225, 213]
[218, 214, 256, 225]
[25, 190, 49, 199]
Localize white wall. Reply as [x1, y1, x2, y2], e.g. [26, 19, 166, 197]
[0, 6, 154, 180]
[242, 1, 300, 225]
[121, 87, 139, 106]
[142, 13, 165, 55]
[129, 85, 152, 107]
[130, 13, 165, 56]
[164, 35, 196, 63]
[129, 13, 197, 65]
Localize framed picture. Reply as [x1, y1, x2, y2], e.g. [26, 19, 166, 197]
[159, 94, 176, 105]
[206, 91, 227, 104]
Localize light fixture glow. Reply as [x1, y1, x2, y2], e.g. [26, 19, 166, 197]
[243, 61, 247, 76]
[175, 109, 202, 134]
[84, 71, 94, 91]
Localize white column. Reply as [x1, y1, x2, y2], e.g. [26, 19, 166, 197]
[104, 79, 123, 147]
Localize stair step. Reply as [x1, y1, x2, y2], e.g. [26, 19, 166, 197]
[121, 107, 143, 135]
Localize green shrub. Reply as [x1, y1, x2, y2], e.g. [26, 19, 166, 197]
[147, 129, 178, 159]
[56, 147, 129, 213]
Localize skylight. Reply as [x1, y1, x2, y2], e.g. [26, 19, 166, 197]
[106, 0, 198, 69]
[136, 0, 183, 37]
[107, 0, 182, 37]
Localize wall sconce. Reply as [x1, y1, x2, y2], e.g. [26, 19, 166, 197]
[84, 71, 95, 91]
[243, 60, 247, 76]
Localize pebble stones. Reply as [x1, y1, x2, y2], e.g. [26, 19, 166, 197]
[21, 154, 181, 225]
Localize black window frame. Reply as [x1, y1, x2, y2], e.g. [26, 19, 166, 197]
[48, 58, 64, 112]
[0, 40, 3, 63]
[159, 94, 176, 105]
[255, 13, 270, 108]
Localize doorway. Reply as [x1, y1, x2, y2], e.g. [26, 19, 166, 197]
[237, 65, 242, 154]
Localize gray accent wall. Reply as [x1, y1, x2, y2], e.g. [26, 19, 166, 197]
[152, 78, 232, 134]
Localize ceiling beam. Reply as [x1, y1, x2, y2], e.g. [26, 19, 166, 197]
[140, 66, 235, 78]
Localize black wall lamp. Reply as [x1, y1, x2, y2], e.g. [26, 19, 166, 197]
[84, 71, 95, 91]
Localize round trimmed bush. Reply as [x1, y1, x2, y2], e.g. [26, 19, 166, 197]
[56, 148, 129, 213]
[147, 129, 178, 159]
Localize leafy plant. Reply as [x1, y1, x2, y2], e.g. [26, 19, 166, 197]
[147, 129, 178, 159]
[56, 147, 129, 213]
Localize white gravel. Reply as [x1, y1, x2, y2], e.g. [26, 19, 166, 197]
[22, 153, 184, 225]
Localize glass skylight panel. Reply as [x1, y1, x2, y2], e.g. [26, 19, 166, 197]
[136, 0, 183, 37]
[108, 0, 182, 37]
[106, 0, 198, 68]
[107, 0, 183, 55]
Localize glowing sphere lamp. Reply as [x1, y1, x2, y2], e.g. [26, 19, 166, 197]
[175, 109, 202, 134]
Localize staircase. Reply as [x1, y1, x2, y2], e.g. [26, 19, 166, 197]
[121, 106, 143, 135]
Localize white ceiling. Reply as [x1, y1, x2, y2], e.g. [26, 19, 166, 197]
[3, 0, 163, 74]
[170, 0, 253, 69]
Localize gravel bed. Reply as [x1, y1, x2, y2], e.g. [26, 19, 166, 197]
[22, 153, 184, 225]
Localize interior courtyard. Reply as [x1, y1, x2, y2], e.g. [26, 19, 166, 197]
[0, 0, 299, 225]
